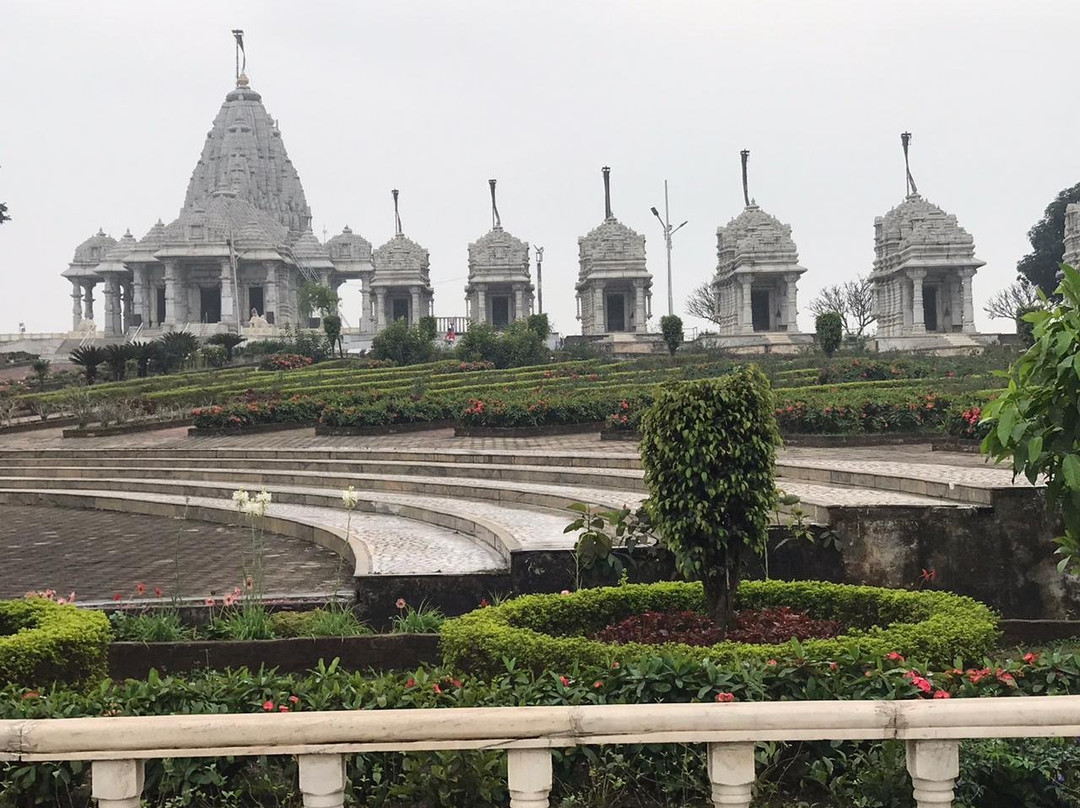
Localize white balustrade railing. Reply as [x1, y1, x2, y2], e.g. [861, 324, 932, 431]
[3, 697, 1080, 807]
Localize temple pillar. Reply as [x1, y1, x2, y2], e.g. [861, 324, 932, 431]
[163, 262, 179, 326]
[371, 290, 381, 332]
[220, 259, 236, 328]
[785, 276, 799, 333]
[359, 284, 369, 333]
[909, 269, 926, 334]
[739, 276, 753, 333]
[410, 286, 421, 326]
[632, 282, 644, 333]
[131, 268, 146, 327]
[70, 280, 83, 330]
[83, 282, 96, 323]
[103, 276, 121, 337]
[514, 285, 524, 322]
[264, 264, 278, 325]
[960, 269, 976, 333]
[122, 281, 133, 332]
[593, 284, 604, 334]
[476, 286, 487, 324]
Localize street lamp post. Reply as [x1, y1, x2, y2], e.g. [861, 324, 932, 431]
[651, 180, 687, 318]
[535, 246, 544, 314]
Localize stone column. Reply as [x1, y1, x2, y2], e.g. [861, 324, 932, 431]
[507, 749, 552, 808]
[103, 276, 120, 337]
[163, 262, 178, 326]
[514, 285, 524, 322]
[371, 290, 381, 332]
[298, 754, 346, 808]
[331, 279, 344, 314]
[220, 259, 236, 328]
[131, 268, 145, 328]
[91, 759, 144, 808]
[122, 281, 133, 332]
[359, 284, 370, 333]
[785, 276, 799, 333]
[739, 276, 753, 333]
[410, 286, 421, 326]
[70, 280, 83, 330]
[634, 281, 646, 333]
[906, 740, 959, 807]
[707, 743, 755, 808]
[83, 282, 96, 323]
[264, 264, 278, 325]
[593, 284, 605, 334]
[909, 269, 926, 334]
[476, 286, 487, 324]
[960, 269, 976, 333]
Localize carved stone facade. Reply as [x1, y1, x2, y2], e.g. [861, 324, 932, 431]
[60, 74, 370, 337]
[370, 234, 434, 332]
[575, 217, 652, 335]
[465, 226, 533, 329]
[870, 194, 984, 337]
[711, 204, 806, 334]
[1064, 203, 1080, 271]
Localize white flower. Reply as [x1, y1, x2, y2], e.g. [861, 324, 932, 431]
[254, 489, 272, 506]
[341, 486, 359, 510]
[232, 489, 250, 508]
[241, 500, 264, 517]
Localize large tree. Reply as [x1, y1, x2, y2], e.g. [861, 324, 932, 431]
[1017, 181, 1080, 294]
[983, 277, 1041, 321]
[685, 282, 722, 327]
[809, 276, 876, 337]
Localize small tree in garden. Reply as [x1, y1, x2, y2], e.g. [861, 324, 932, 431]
[815, 311, 843, 357]
[69, 345, 107, 385]
[208, 332, 246, 362]
[660, 314, 684, 355]
[526, 313, 550, 340]
[983, 264, 1080, 571]
[639, 366, 779, 632]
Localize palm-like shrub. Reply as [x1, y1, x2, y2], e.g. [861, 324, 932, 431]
[207, 332, 246, 361]
[129, 341, 156, 378]
[156, 331, 199, 373]
[69, 346, 107, 385]
[104, 344, 133, 382]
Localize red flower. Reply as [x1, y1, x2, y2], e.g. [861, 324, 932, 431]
[278, 705, 290, 712]
[135, 582, 147, 596]
[904, 671, 932, 693]
[828, 662, 838, 671]
[766, 659, 777, 667]
[559, 675, 571, 686]
[715, 692, 736, 703]
[405, 678, 416, 688]
[885, 652, 905, 662]
[920, 569, 937, 583]
[479, 598, 489, 608]
[154, 587, 163, 598]
[262, 700, 275, 711]
[1023, 652, 1040, 665]
[22, 691, 39, 700]
[395, 598, 407, 610]
[288, 695, 300, 704]
[433, 683, 442, 694]
[611, 661, 620, 669]
[451, 678, 462, 688]
[593, 680, 603, 689]
[112, 593, 122, 601]
[933, 690, 951, 699]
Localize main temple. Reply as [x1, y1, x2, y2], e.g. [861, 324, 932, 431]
[62, 71, 378, 338]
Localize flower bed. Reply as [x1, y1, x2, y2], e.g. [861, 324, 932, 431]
[258, 353, 314, 371]
[592, 607, 843, 646]
[440, 580, 998, 675]
[0, 597, 111, 687]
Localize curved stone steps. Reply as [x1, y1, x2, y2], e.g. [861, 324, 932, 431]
[775, 481, 983, 525]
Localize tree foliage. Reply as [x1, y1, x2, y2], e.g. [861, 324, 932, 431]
[0, 202, 9, 226]
[526, 313, 551, 340]
[207, 332, 246, 361]
[659, 314, 683, 355]
[809, 276, 876, 337]
[685, 282, 722, 327]
[1017, 182, 1080, 294]
[815, 312, 843, 357]
[456, 321, 548, 369]
[104, 344, 133, 382]
[982, 264, 1080, 571]
[370, 319, 434, 365]
[639, 366, 779, 632]
[983, 276, 1042, 330]
[69, 346, 107, 385]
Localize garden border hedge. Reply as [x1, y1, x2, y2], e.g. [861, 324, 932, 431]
[0, 598, 111, 687]
[440, 580, 999, 675]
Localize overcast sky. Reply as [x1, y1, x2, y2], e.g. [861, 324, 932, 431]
[2, 0, 1077, 336]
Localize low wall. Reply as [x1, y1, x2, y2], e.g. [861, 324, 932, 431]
[454, 422, 604, 438]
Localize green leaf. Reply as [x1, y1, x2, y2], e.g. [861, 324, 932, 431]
[1063, 454, 1080, 491]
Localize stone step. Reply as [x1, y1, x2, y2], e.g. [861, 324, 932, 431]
[775, 480, 982, 525]
[0, 456, 647, 493]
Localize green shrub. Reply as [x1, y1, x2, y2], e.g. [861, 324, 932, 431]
[640, 367, 778, 630]
[0, 598, 110, 687]
[270, 609, 372, 638]
[417, 315, 438, 343]
[816, 311, 844, 356]
[440, 580, 999, 676]
[659, 314, 683, 355]
[371, 319, 435, 365]
[526, 313, 550, 340]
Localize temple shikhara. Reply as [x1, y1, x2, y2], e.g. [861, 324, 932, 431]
[465, 180, 534, 329]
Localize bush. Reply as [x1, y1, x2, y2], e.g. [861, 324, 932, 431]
[371, 319, 435, 365]
[457, 321, 548, 368]
[640, 367, 778, 630]
[0, 598, 110, 688]
[816, 311, 844, 356]
[199, 344, 227, 368]
[659, 314, 683, 355]
[441, 580, 999, 676]
[417, 315, 437, 343]
[258, 353, 314, 371]
[526, 313, 550, 340]
[817, 358, 931, 385]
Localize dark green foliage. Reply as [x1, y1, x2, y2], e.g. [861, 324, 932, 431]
[526, 313, 550, 340]
[639, 367, 779, 629]
[29, 359, 50, 390]
[322, 313, 343, 358]
[370, 319, 435, 365]
[659, 314, 684, 355]
[156, 331, 200, 373]
[0, 598, 110, 688]
[128, 341, 156, 378]
[68, 345, 107, 385]
[103, 343, 132, 382]
[1018, 181, 1080, 294]
[296, 282, 339, 321]
[456, 321, 548, 368]
[1016, 305, 1039, 347]
[455, 322, 500, 363]
[983, 265, 1080, 571]
[417, 315, 438, 343]
[207, 332, 246, 361]
[815, 312, 844, 357]
[439, 580, 999, 675]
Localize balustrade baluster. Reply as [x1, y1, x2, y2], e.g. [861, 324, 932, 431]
[91, 759, 144, 808]
[906, 739, 959, 807]
[707, 742, 755, 807]
[507, 748, 552, 808]
[298, 753, 346, 808]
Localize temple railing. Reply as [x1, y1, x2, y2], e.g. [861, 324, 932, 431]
[3, 697, 1080, 807]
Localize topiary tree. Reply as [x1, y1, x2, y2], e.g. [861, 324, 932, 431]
[983, 264, 1080, 571]
[69, 345, 107, 385]
[639, 366, 779, 632]
[526, 313, 550, 340]
[660, 314, 684, 356]
[815, 311, 843, 357]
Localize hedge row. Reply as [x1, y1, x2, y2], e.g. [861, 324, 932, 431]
[440, 581, 999, 676]
[0, 599, 111, 688]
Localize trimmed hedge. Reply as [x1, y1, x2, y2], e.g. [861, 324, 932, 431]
[0, 598, 111, 687]
[440, 580, 999, 676]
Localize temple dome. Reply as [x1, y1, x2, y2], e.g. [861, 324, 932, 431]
[93, 230, 138, 274]
[70, 229, 117, 267]
[716, 203, 801, 275]
[876, 193, 975, 251]
[468, 226, 530, 276]
[373, 233, 431, 282]
[326, 225, 373, 262]
[578, 217, 646, 265]
[290, 228, 334, 270]
[183, 78, 311, 233]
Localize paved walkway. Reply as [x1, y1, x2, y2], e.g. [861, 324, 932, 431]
[0, 505, 349, 601]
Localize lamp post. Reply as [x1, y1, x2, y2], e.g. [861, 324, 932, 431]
[651, 180, 687, 317]
[535, 246, 544, 314]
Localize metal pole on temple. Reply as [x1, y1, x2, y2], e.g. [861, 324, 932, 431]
[741, 149, 751, 208]
[231, 29, 245, 82]
[536, 246, 544, 314]
[602, 166, 612, 219]
[489, 179, 501, 229]
[901, 132, 918, 196]
[392, 189, 402, 236]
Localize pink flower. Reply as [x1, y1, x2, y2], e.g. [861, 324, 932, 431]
[715, 692, 736, 703]
[593, 680, 603, 689]
[22, 691, 39, 700]
[262, 700, 274, 711]
[559, 676, 571, 687]
[933, 690, 951, 699]
[135, 582, 147, 596]
[1023, 652, 1040, 665]
[885, 652, 905, 662]
[278, 705, 290, 712]
[112, 593, 123, 602]
[560, 590, 571, 595]
[433, 683, 442, 694]
[205, 597, 215, 606]
[405, 678, 416, 688]
[288, 695, 299, 704]
[766, 659, 777, 667]
[395, 598, 407, 610]
[154, 587, 163, 598]
[479, 598, 489, 608]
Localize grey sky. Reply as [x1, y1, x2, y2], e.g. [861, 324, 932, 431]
[1, 0, 1076, 336]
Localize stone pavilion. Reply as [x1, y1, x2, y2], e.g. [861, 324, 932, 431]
[465, 180, 534, 329]
[575, 167, 652, 335]
[370, 190, 434, 332]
